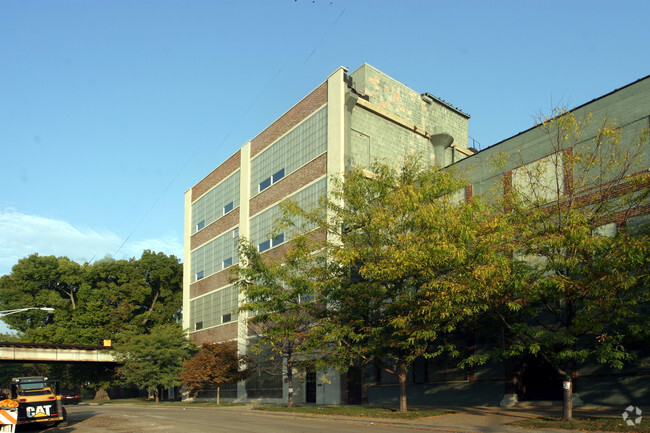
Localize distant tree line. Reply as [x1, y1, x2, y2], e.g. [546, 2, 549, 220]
[0, 250, 191, 400]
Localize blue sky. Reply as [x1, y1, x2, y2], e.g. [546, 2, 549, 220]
[1, 0, 649, 278]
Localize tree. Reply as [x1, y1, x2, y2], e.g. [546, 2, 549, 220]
[179, 341, 252, 402]
[482, 109, 650, 420]
[281, 157, 504, 412]
[76, 251, 183, 343]
[234, 235, 325, 407]
[134, 250, 184, 326]
[0, 250, 183, 345]
[0, 254, 81, 342]
[115, 323, 197, 403]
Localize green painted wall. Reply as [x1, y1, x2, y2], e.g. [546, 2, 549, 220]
[346, 64, 469, 169]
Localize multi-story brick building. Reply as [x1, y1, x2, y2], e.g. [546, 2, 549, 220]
[183, 64, 472, 404]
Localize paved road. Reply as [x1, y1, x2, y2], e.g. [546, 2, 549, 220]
[20, 403, 582, 433]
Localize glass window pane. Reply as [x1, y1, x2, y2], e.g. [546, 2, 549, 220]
[258, 240, 271, 252]
[272, 233, 284, 247]
[272, 168, 285, 183]
[259, 177, 271, 192]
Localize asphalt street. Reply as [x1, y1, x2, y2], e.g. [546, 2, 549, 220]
[17, 403, 617, 433]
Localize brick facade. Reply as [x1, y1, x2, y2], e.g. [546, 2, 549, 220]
[192, 150, 241, 202]
[250, 153, 327, 217]
[251, 82, 328, 158]
[190, 208, 239, 251]
[190, 322, 238, 346]
[190, 268, 234, 299]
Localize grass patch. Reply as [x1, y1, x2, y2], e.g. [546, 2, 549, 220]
[253, 405, 449, 419]
[513, 416, 649, 432]
[90, 398, 243, 407]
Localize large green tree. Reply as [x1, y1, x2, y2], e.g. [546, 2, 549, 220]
[0, 250, 183, 345]
[0, 254, 81, 342]
[115, 323, 197, 403]
[279, 157, 508, 412]
[234, 234, 328, 407]
[478, 109, 650, 420]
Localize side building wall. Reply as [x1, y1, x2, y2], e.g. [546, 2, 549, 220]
[355, 74, 650, 408]
[450, 75, 650, 407]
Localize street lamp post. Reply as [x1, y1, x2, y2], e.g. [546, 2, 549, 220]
[0, 307, 55, 316]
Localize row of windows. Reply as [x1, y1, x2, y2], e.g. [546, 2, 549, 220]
[192, 171, 240, 234]
[192, 107, 327, 234]
[191, 228, 239, 282]
[190, 285, 238, 331]
[258, 168, 285, 193]
[250, 106, 327, 197]
[190, 178, 325, 286]
[249, 177, 327, 252]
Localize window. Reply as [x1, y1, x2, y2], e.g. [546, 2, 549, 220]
[222, 257, 233, 269]
[195, 321, 203, 331]
[258, 233, 285, 252]
[272, 233, 284, 246]
[258, 239, 271, 252]
[191, 170, 240, 234]
[259, 177, 272, 192]
[191, 230, 239, 281]
[195, 270, 205, 281]
[233, 227, 239, 239]
[223, 201, 234, 215]
[250, 106, 327, 198]
[272, 168, 285, 183]
[258, 168, 286, 192]
[593, 222, 617, 237]
[222, 313, 232, 323]
[190, 286, 238, 331]
[512, 153, 564, 204]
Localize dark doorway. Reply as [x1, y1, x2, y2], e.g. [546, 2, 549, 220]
[305, 370, 317, 403]
[519, 355, 563, 401]
[346, 367, 363, 405]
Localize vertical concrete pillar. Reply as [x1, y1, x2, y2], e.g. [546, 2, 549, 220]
[326, 67, 347, 250]
[182, 190, 192, 334]
[327, 66, 347, 201]
[236, 141, 252, 401]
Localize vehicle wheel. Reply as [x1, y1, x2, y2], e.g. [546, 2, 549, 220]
[54, 407, 69, 427]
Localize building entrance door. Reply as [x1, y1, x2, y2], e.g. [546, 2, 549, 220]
[306, 370, 317, 403]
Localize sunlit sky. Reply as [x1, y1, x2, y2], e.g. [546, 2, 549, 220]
[2, 0, 649, 278]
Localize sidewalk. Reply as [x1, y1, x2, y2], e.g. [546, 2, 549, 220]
[220, 402, 625, 432]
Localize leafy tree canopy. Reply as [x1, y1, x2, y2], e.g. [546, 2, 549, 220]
[0, 250, 183, 345]
[115, 323, 197, 403]
[179, 342, 252, 397]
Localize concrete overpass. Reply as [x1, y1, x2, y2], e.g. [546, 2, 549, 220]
[0, 342, 117, 364]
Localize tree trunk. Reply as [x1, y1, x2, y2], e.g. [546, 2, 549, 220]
[65, 289, 76, 310]
[398, 361, 408, 413]
[287, 360, 294, 408]
[94, 388, 110, 401]
[562, 297, 576, 422]
[562, 375, 573, 422]
[142, 290, 160, 325]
